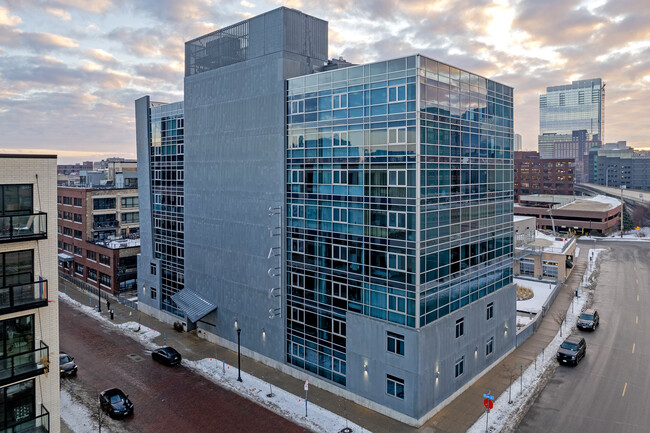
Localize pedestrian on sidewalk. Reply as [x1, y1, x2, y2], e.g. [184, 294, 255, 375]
[107, 299, 111, 311]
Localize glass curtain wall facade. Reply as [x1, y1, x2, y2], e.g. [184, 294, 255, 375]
[149, 102, 185, 316]
[286, 55, 513, 386]
[539, 78, 604, 141]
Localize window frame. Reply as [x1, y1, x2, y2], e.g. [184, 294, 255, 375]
[455, 317, 465, 338]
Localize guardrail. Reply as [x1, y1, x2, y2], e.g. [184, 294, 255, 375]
[0, 341, 49, 387]
[0, 279, 48, 314]
[0, 212, 47, 243]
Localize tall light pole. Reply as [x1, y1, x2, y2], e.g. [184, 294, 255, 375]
[236, 328, 242, 382]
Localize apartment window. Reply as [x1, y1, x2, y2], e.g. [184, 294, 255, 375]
[388, 170, 406, 186]
[388, 294, 406, 313]
[87, 268, 97, 281]
[121, 212, 139, 224]
[487, 302, 494, 320]
[332, 318, 346, 337]
[93, 197, 116, 210]
[86, 250, 97, 262]
[121, 197, 139, 208]
[387, 331, 405, 355]
[332, 94, 347, 109]
[332, 245, 347, 261]
[99, 273, 111, 287]
[290, 204, 304, 219]
[333, 170, 347, 184]
[289, 169, 304, 184]
[455, 356, 465, 378]
[74, 230, 82, 240]
[151, 287, 157, 300]
[74, 213, 82, 223]
[332, 282, 347, 299]
[333, 131, 348, 146]
[74, 263, 84, 275]
[0, 250, 33, 287]
[388, 211, 407, 229]
[57, 195, 62, 204]
[63, 243, 72, 253]
[0, 185, 33, 215]
[332, 207, 347, 223]
[73, 246, 82, 256]
[63, 227, 72, 237]
[99, 254, 110, 266]
[388, 253, 406, 271]
[290, 99, 304, 114]
[62, 211, 72, 221]
[74, 197, 83, 207]
[57, 225, 62, 235]
[455, 318, 464, 338]
[150, 263, 156, 276]
[486, 337, 494, 357]
[388, 84, 406, 102]
[290, 239, 304, 253]
[291, 307, 304, 323]
[388, 127, 406, 144]
[62, 196, 72, 205]
[386, 374, 404, 399]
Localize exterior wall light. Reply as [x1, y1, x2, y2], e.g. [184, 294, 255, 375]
[364, 363, 368, 373]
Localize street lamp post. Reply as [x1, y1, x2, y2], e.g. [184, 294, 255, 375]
[237, 328, 242, 382]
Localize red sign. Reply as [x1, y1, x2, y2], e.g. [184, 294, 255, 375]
[483, 399, 493, 410]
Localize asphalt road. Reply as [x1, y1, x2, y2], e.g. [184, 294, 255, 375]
[516, 241, 650, 433]
[59, 300, 308, 433]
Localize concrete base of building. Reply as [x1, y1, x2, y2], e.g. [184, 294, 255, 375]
[194, 325, 515, 427]
[138, 302, 181, 326]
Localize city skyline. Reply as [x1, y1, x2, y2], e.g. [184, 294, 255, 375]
[1, 1, 649, 163]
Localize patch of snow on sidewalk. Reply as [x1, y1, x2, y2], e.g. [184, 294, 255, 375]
[61, 388, 106, 433]
[184, 358, 363, 433]
[467, 248, 606, 433]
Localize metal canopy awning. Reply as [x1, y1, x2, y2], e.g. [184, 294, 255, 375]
[171, 289, 217, 323]
[58, 253, 74, 262]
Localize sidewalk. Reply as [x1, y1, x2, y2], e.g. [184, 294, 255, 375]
[58, 248, 589, 433]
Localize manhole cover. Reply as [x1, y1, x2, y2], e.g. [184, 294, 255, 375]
[127, 354, 144, 362]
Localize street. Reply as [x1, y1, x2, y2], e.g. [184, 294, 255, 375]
[516, 241, 650, 432]
[59, 300, 308, 433]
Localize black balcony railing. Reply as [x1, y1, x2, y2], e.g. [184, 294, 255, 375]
[0, 341, 49, 387]
[0, 212, 47, 244]
[93, 220, 120, 230]
[4, 403, 49, 433]
[0, 280, 49, 315]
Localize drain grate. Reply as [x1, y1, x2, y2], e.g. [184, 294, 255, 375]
[127, 353, 145, 362]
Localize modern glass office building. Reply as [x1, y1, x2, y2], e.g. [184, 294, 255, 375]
[539, 78, 605, 142]
[135, 98, 185, 320]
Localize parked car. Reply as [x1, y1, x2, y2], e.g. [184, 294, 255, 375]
[577, 309, 600, 331]
[59, 353, 77, 377]
[99, 388, 134, 419]
[152, 346, 182, 366]
[556, 336, 586, 366]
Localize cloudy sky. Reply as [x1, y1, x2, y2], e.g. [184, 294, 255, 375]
[0, 0, 649, 163]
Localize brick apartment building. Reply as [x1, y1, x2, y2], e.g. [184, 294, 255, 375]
[57, 186, 140, 295]
[514, 151, 575, 201]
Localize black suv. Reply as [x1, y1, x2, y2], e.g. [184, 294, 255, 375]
[557, 336, 586, 366]
[577, 309, 600, 331]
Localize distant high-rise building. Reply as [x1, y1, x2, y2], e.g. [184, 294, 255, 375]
[514, 133, 522, 151]
[539, 78, 605, 142]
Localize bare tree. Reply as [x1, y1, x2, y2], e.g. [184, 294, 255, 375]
[553, 311, 567, 337]
[502, 362, 519, 403]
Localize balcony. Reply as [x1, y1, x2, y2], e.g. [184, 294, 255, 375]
[0, 212, 47, 244]
[93, 220, 120, 230]
[4, 404, 49, 433]
[0, 341, 49, 387]
[0, 280, 49, 315]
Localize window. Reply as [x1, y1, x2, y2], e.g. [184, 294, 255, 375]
[487, 302, 494, 320]
[121, 197, 138, 208]
[57, 196, 61, 204]
[63, 227, 72, 237]
[333, 170, 347, 184]
[63, 243, 72, 253]
[62, 211, 72, 221]
[74, 230, 82, 240]
[74, 263, 84, 275]
[99, 273, 111, 287]
[333, 132, 348, 146]
[455, 356, 465, 378]
[388, 127, 406, 144]
[73, 246, 82, 256]
[0, 250, 33, 287]
[289, 170, 304, 183]
[290, 99, 304, 114]
[74, 197, 83, 207]
[332, 245, 347, 261]
[150, 263, 156, 276]
[332, 318, 346, 336]
[486, 337, 494, 356]
[388, 84, 406, 102]
[388, 294, 406, 313]
[291, 307, 304, 323]
[386, 374, 404, 399]
[93, 197, 116, 210]
[519, 258, 534, 276]
[99, 254, 110, 266]
[455, 318, 464, 338]
[121, 212, 139, 224]
[332, 282, 347, 299]
[86, 250, 97, 262]
[151, 287, 157, 300]
[62, 196, 72, 205]
[289, 135, 304, 149]
[388, 253, 406, 271]
[388, 170, 406, 186]
[87, 268, 97, 281]
[290, 239, 304, 253]
[542, 260, 558, 278]
[290, 204, 304, 219]
[73, 213, 82, 223]
[388, 211, 406, 229]
[332, 94, 347, 109]
[387, 331, 404, 355]
[332, 207, 347, 223]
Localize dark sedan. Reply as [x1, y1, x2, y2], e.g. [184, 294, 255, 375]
[59, 353, 77, 377]
[152, 346, 182, 366]
[99, 388, 134, 419]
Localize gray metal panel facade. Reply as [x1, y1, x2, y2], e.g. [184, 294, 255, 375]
[183, 7, 327, 363]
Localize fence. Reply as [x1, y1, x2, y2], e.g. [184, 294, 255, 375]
[515, 278, 563, 346]
[59, 273, 138, 311]
[118, 295, 139, 311]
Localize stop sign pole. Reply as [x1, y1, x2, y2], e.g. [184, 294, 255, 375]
[483, 392, 494, 433]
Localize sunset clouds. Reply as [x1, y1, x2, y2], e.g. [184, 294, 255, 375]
[0, 1, 649, 162]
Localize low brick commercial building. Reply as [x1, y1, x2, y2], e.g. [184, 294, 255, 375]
[514, 151, 575, 201]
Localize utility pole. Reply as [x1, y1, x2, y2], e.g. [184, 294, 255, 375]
[620, 186, 624, 238]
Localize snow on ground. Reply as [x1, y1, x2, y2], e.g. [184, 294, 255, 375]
[515, 278, 556, 314]
[467, 248, 606, 433]
[60, 388, 106, 433]
[58, 292, 361, 433]
[516, 313, 534, 328]
[606, 226, 650, 239]
[185, 358, 363, 433]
